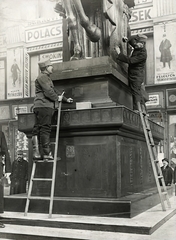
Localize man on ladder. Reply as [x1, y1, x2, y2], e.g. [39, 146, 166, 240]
[31, 58, 73, 161]
[25, 59, 73, 218]
[114, 34, 148, 112]
[114, 35, 171, 210]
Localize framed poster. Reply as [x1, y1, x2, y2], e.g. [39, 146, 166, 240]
[154, 22, 176, 84]
[166, 88, 176, 108]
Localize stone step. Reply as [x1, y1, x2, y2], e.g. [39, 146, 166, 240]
[1, 196, 176, 238]
[4, 187, 173, 218]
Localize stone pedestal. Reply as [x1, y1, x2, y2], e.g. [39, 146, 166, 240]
[14, 105, 165, 217]
[11, 57, 165, 217]
[51, 56, 132, 109]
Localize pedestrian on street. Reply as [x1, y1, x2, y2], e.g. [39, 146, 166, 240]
[32, 59, 73, 161]
[9, 150, 28, 195]
[161, 158, 173, 186]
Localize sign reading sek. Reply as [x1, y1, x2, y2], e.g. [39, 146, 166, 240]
[130, 7, 153, 23]
[26, 24, 62, 43]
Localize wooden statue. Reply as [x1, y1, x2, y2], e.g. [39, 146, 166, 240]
[54, 0, 135, 61]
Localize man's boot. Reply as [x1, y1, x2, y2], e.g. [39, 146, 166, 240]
[41, 134, 54, 161]
[32, 136, 42, 160]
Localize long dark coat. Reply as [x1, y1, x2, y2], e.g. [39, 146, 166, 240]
[10, 159, 28, 195]
[116, 47, 147, 108]
[159, 39, 172, 63]
[161, 165, 173, 186]
[0, 131, 11, 213]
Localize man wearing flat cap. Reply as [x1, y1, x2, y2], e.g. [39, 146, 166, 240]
[32, 59, 73, 161]
[114, 34, 148, 111]
[160, 158, 173, 186]
[9, 150, 28, 195]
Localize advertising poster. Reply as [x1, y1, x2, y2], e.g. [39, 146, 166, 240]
[7, 47, 23, 99]
[0, 60, 6, 100]
[154, 22, 176, 84]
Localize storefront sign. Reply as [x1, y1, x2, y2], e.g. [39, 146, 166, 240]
[134, 0, 152, 5]
[40, 51, 62, 62]
[13, 106, 28, 119]
[130, 6, 153, 23]
[146, 94, 159, 106]
[26, 24, 62, 43]
[154, 22, 176, 84]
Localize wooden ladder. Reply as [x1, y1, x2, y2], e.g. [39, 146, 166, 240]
[137, 101, 171, 211]
[24, 92, 64, 218]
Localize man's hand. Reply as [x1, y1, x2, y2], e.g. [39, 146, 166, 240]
[67, 98, 73, 103]
[114, 46, 121, 55]
[122, 36, 128, 42]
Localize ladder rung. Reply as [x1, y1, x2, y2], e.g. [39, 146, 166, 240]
[162, 192, 167, 195]
[158, 176, 163, 179]
[28, 196, 51, 200]
[34, 160, 54, 163]
[32, 178, 52, 181]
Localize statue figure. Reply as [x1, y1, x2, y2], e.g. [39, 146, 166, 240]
[54, 0, 135, 61]
[55, 0, 101, 60]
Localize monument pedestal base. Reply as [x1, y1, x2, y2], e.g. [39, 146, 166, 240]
[14, 106, 165, 217]
[4, 186, 173, 218]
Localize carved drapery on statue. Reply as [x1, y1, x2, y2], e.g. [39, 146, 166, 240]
[54, 0, 135, 62]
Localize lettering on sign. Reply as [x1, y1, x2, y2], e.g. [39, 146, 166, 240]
[130, 7, 152, 23]
[146, 95, 159, 106]
[135, 0, 152, 5]
[26, 25, 62, 42]
[40, 51, 62, 62]
[156, 72, 176, 82]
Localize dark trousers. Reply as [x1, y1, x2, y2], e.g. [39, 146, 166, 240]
[129, 81, 144, 110]
[32, 107, 55, 155]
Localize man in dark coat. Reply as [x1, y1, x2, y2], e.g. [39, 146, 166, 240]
[32, 59, 73, 161]
[0, 131, 11, 228]
[114, 34, 147, 111]
[161, 158, 173, 186]
[10, 150, 28, 195]
[159, 34, 172, 69]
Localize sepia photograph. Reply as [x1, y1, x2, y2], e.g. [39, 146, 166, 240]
[0, 0, 176, 239]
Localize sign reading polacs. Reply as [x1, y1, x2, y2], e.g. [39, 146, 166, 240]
[25, 24, 62, 43]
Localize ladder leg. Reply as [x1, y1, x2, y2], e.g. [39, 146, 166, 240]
[49, 99, 62, 218]
[137, 101, 171, 211]
[24, 162, 36, 216]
